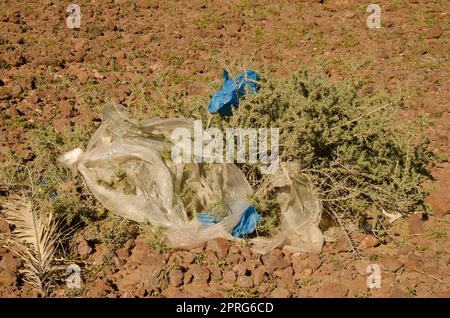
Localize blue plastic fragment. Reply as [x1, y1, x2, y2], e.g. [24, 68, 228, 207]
[207, 70, 238, 116]
[231, 205, 261, 238]
[197, 212, 222, 226]
[235, 69, 260, 97]
[207, 69, 260, 116]
[197, 205, 261, 238]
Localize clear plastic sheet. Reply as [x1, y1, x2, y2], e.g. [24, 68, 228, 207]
[60, 103, 323, 254]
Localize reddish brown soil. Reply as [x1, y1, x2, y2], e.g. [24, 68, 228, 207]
[0, 0, 449, 297]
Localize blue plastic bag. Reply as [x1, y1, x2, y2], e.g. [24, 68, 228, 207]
[231, 206, 261, 238]
[197, 205, 261, 238]
[197, 212, 222, 226]
[207, 69, 260, 116]
[207, 70, 239, 116]
[235, 69, 260, 97]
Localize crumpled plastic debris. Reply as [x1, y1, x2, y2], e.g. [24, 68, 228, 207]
[60, 102, 324, 254]
[207, 69, 260, 116]
[231, 206, 261, 238]
[198, 205, 261, 238]
[197, 213, 221, 226]
[235, 69, 260, 97]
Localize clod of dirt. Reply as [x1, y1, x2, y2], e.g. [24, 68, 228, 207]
[210, 267, 222, 282]
[87, 280, 113, 297]
[380, 255, 404, 272]
[169, 269, 183, 288]
[427, 26, 443, 39]
[222, 270, 236, 286]
[408, 213, 427, 235]
[0, 219, 10, 233]
[0, 269, 17, 288]
[91, 245, 115, 266]
[270, 287, 290, 298]
[206, 237, 229, 258]
[77, 238, 93, 259]
[261, 250, 291, 271]
[188, 264, 210, 286]
[427, 187, 450, 218]
[52, 118, 71, 133]
[305, 254, 322, 271]
[274, 267, 296, 289]
[115, 239, 135, 260]
[237, 275, 254, 288]
[252, 267, 266, 285]
[358, 234, 380, 250]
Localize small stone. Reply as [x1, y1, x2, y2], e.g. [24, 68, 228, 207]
[354, 260, 371, 276]
[11, 85, 22, 98]
[261, 249, 291, 271]
[77, 238, 93, 259]
[225, 253, 241, 265]
[305, 253, 322, 270]
[358, 235, 380, 250]
[258, 282, 271, 294]
[58, 101, 73, 118]
[409, 213, 426, 235]
[87, 26, 103, 37]
[210, 267, 222, 282]
[274, 267, 295, 289]
[180, 251, 195, 265]
[270, 287, 290, 298]
[381, 255, 403, 272]
[232, 262, 254, 276]
[252, 267, 266, 285]
[53, 117, 71, 133]
[426, 188, 449, 218]
[92, 246, 115, 266]
[190, 242, 205, 253]
[206, 238, 229, 258]
[240, 246, 253, 261]
[189, 264, 210, 285]
[291, 253, 305, 274]
[116, 239, 135, 260]
[129, 239, 165, 266]
[422, 261, 439, 276]
[0, 269, 17, 287]
[237, 276, 254, 289]
[229, 244, 240, 254]
[169, 269, 183, 287]
[0, 219, 10, 233]
[205, 250, 218, 263]
[223, 270, 236, 284]
[343, 10, 355, 19]
[428, 26, 443, 39]
[147, 268, 169, 291]
[0, 253, 22, 271]
[87, 280, 111, 297]
[183, 271, 193, 285]
[402, 253, 420, 268]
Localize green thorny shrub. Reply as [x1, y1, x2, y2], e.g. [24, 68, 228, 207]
[0, 70, 437, 239]
[181, 70, 436, 234]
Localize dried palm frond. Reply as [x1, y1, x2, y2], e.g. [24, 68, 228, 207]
[2, 195, 60, 297]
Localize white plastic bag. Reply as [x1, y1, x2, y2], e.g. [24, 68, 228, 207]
[60, 103, 323, 254]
